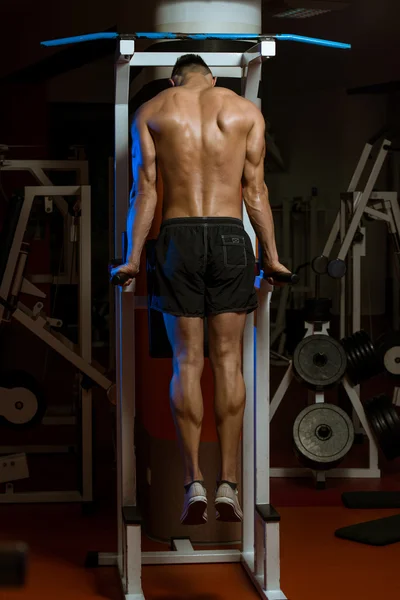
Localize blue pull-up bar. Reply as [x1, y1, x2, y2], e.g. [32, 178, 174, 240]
[40, 31, 351, 50]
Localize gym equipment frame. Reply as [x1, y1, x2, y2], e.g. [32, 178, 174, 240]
[0, 162, 113, 504]
[107, 35, 283, 600]
[51, 31, 353, 600]
[270, 138, 400, 484]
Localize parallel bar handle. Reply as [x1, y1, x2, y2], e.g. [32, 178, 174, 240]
[264, 272, 299, 284]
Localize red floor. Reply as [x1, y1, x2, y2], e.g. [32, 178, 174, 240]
[1, 474, 400, 600]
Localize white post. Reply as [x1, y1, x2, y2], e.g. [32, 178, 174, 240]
[339, 193, 347, 339]
[255, 280, 272, 507]
[114, 38, 138, 592]
[242, 54, 263, 561]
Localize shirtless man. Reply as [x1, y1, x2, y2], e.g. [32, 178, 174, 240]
[111, 54, 289, 526]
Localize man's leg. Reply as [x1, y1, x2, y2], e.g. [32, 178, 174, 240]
[208, 312, 247, 482]
[163, 313, 208, 525]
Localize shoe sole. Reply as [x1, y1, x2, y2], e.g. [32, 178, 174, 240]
[180, 497, 208, 526]
[215, 498, 243, 523]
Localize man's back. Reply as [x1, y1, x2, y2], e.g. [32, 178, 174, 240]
[141, 86, 257, 220]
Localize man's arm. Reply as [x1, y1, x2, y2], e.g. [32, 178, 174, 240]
[126, 107, 158, 270]
[241, 109, 280, 268]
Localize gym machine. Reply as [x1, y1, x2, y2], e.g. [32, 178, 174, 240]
[270, 137, 400, 486]
[37, 29, 349, 599]
[0, 157, 114, 504]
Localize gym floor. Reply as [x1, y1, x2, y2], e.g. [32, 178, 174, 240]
[1, 449, 400, 600]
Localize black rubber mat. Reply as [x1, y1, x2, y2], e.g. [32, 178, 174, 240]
[342, 491, 400, 509]
[335, 514, 400, 546]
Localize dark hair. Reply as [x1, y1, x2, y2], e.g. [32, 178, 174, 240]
[171, 54, 212, 79]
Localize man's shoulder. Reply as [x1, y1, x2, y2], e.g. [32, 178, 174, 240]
[215, 88, 261, 111]
[133, 89, 171, 119]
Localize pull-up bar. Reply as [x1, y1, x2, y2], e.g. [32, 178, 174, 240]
[41, 31, 351, 50]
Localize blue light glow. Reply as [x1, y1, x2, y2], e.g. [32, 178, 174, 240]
[41, 32, 118, 47]
[41, 31, 351, 50]
[276, 34, 351, 49]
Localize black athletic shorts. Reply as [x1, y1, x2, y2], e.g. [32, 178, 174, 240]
[150, 217, 258, 318]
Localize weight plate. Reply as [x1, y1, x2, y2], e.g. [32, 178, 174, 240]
[349, 344, 367, 380]
[383, 347, 400, 375]
[293, 335, 347, 389]
[382, 403, 400, 437]
[2, 388, 39, 425]
[293, 403, 355, 470]
[340, 330, 383, 384]
[341, 341, 358, 381]
[364, 400, 392, 458]
[375, 331, 400, 377]
[0, 370, 46, 428]
[354, 332, 372, 367]
[374, 396, 400, 459]
[365, 395, 400, 460]
[355, 331, 381, 375]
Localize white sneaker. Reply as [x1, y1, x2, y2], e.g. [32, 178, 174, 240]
[215, 482, 243, 522]
[180, 481, 208, 526]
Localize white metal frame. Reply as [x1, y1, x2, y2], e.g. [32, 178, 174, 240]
[99, 36, 288, 600]
[0, 160, 89, 286]
[0, 180, 113, 504]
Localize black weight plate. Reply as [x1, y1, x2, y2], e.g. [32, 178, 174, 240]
[383, 404, 400, 436]
[352, 343, 371, 381]
[348, 347, 365, 383]
[341, 331, 382, 384]
[344, 352, 359, 384]
[364, 399, 385, 438]
[293, 403, 355, 470]
[293, 335, 347, 389]
[354, 331, 381, 375]
[356, 337, 377, 377]
[375, 404, 400, 460]
[340, 337, 360, 384]
[365, 398, 397, 460]
[376, 398, 400, 457]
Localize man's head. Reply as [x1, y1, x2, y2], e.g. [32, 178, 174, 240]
[170, 54, 217, 87]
